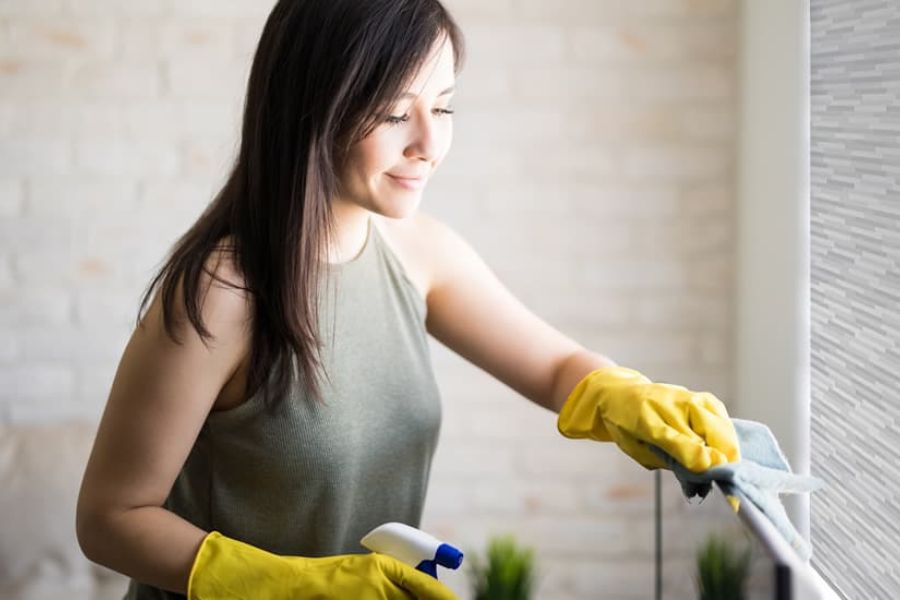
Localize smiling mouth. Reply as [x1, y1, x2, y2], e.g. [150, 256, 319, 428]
[387, 173, 427, 181]
[386, 173, 427, 189]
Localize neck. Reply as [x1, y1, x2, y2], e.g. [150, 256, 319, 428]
[326, 200, 372, 264]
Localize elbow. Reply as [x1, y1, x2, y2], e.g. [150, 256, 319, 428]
[75, 505, 103, 563]
[76, 484, 97, 560]
[76, 491, 121, 565]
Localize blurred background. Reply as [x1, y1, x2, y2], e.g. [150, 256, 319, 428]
[0, 0, 817, 599]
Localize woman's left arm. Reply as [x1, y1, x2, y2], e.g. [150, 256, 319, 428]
[416, 211, 614, 413]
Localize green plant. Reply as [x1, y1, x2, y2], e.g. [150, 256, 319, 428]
[694, 532, 753, 600]
[467, 533, 537, 600]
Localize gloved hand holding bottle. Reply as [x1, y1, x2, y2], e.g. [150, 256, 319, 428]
[556, 365, 741, 473]
[187, 530, 459, 600]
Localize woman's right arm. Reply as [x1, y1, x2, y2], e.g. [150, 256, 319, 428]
[76, 254, 252, 595]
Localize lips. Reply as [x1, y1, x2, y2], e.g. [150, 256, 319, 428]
[386, 172, 427, 190]
[387, 173, 427, 181]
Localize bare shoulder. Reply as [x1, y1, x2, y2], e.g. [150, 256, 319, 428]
[373, 210, 472, 298]
[206, 235, 250, 298]
[148, 239, 252, 346]
[371, 211, 449, 300]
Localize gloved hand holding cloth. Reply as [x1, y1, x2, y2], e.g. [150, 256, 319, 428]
[556, 365, 741, 472]
[187, 530, 458, 599]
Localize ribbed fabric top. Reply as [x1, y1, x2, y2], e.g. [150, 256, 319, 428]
[125, 217, 443, 599]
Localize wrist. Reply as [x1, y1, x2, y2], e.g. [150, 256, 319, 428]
[549, 351, 618, 414]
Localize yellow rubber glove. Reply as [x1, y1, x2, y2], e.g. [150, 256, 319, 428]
[187, 531, 459, 600]
[557, 366, 740, 473]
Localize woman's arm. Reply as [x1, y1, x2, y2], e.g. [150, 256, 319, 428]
[76, 254, 252, 594]
[411, 213, 738, 472]
[415, 211, 617, 412]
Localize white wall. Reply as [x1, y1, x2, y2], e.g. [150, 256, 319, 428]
[736, 0, 811, 544]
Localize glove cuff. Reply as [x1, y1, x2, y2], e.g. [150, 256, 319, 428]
[556, 365, 652, 441]
[582, 365, 652, 386]
[188, 531, 303, 599]
[187, 532, 218, 599]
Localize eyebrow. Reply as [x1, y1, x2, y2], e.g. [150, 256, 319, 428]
[398, 85, 456, 100]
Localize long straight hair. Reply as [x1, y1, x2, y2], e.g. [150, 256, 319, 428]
[135, 0, 465, 410]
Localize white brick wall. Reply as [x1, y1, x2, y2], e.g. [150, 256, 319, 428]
[0, 0, 740, 598]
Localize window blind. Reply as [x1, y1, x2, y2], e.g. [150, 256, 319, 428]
[810, 1, 900, 598]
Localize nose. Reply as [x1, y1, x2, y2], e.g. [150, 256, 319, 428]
[403, 110, 445, 163]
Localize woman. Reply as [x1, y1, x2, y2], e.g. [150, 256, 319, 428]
[75, 1, 741, 598]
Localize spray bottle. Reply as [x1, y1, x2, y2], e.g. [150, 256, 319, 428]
[360, 522, 464, 579]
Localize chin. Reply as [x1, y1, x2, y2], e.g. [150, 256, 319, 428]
[374, 196, 422, 220]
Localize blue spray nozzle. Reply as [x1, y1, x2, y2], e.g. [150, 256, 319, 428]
[435, 542, 464, 569]
[360, 522, 465, 580]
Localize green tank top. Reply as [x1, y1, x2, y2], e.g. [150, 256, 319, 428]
[125, 217, 443, 599]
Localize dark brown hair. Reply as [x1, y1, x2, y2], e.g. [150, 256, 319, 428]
[135, 0, 465, 410]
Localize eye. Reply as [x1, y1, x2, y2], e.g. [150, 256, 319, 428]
[384, 107, 455, 126]
[385, 114, 410, 126]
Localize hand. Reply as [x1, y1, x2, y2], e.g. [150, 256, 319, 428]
[556, 366, 741, 472]
[188, 531, 459, 599]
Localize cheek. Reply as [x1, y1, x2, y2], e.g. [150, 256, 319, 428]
[439, 125, 453, 157]
[359, 132, 402, 175]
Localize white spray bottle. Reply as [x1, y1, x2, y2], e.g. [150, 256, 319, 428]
[360, 522, 464, 579]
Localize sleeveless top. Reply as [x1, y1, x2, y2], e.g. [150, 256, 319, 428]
[125, 217, 443, 599]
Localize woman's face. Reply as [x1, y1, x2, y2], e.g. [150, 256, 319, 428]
[336, 37, 456, 219]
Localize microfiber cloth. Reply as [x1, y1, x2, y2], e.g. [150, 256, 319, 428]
[649, 418, 826, 562]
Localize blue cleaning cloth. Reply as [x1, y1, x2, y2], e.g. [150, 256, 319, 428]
[649, 418, 826, 562]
